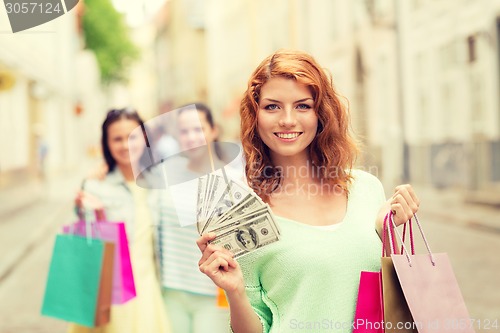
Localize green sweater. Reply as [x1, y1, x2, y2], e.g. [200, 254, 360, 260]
[236, 170, 386, 333]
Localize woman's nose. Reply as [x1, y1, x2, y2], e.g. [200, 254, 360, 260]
[188, 131, 203, 143]
[279, 109, 297, 127]
[183, 131, 205, 148]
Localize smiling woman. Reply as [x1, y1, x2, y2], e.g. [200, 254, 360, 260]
[196, 50, 422, 333]
[101, 108, 148, 179]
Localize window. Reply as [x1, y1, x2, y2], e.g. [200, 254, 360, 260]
[467, 35, 476, 63]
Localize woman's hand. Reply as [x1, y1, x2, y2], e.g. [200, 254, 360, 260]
[376, 184, 420, 237]
[196, 233, 245, 295]
[389, 184, 420, 226]
[86, 162, 108, 181]
[75, 191, 105, 220]
[75, 191, 105, 210]
[197, 233, 263, 333]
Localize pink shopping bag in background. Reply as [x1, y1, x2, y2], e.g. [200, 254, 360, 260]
[63, 210, 136, 304]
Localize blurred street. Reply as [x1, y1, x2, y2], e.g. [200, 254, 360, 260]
[0, 168, 499, 332]
[0, 163, 91, 333]
[1, 0, 500, 332]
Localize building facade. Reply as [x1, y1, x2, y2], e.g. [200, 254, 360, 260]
[151, 0, 500, 195]
[153, 0, 208, 111]
[401, 0, 500, 194]
[0, 6, 104, 187]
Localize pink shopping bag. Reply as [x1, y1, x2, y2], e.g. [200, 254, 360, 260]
[63, 210, 136, 304]
[352, 213, 394, 333]
[388, 214, 474, 333]
[353, 271, 384, 333]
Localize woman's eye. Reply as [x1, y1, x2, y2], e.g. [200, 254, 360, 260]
[264, 104, 279, 110]
[297, 104, 312, 110]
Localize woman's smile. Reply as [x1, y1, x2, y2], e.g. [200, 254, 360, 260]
[274, 131, 303, 141]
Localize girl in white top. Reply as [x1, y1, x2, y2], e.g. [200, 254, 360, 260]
[158, 103, 242, 333]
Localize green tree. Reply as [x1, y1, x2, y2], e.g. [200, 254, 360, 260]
[82, 0, 139, 84]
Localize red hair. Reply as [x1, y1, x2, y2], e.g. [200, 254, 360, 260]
[240, 50, 358, 202]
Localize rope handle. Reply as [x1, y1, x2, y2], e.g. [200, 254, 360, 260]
[389, 213, 436, 266]
[71, 179, 107, 244]
[381, 212, 398, 257]
[400, 219, 415, 255]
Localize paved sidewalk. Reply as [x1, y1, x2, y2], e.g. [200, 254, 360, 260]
[0, 163, 93, 281]
[0, 179, 45, 218]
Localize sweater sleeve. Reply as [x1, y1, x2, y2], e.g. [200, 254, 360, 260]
[229, 284, 272, 333]
[230, 254, 273, 333]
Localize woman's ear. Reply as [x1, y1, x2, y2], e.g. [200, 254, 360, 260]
[316, 119, 323, 135]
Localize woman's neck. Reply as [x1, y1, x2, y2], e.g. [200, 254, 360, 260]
[117, 164, 135, 182]
[269, 153, 344, 201]
[271, 153, 317, 187]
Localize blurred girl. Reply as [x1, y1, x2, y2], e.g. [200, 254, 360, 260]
[158, 103, 234, 333]
[69, 108, 171, 333]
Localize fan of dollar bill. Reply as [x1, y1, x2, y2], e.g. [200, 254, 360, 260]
[196, 173, 281, 258]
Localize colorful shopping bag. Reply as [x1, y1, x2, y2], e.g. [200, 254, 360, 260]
[382, 213, 416, 333]
[63, 210, 136, 304]
[95, 239, 114, 326]
[389, 214, 475, 333]
[41, 234, 114, 327]
[353, 271, 384, 333]
[353, 213, 392, 333]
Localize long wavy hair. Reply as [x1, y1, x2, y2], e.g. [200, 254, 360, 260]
[240, 50, 358, 202]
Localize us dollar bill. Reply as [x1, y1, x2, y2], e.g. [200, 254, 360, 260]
[198, 175, 244, 234]
[202, 174, 215, 219]
[203, 179, 254, 231]
[206, 206, 269, 234]
[206, 175, 229, 216]
[210, 213, 280, 258]
[197, 176, 208, 233]
[202, 193, 256, 234]
[211, 194, 264, 228]
[205, 174, 221, 218]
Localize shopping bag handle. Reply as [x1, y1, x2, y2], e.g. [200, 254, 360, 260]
[389, 212, 436, 267]
[400, 220, 415, 255]
[78, 179, 107, 222]
[73, 179, 107, 243]
[382, 212, 398, 257]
